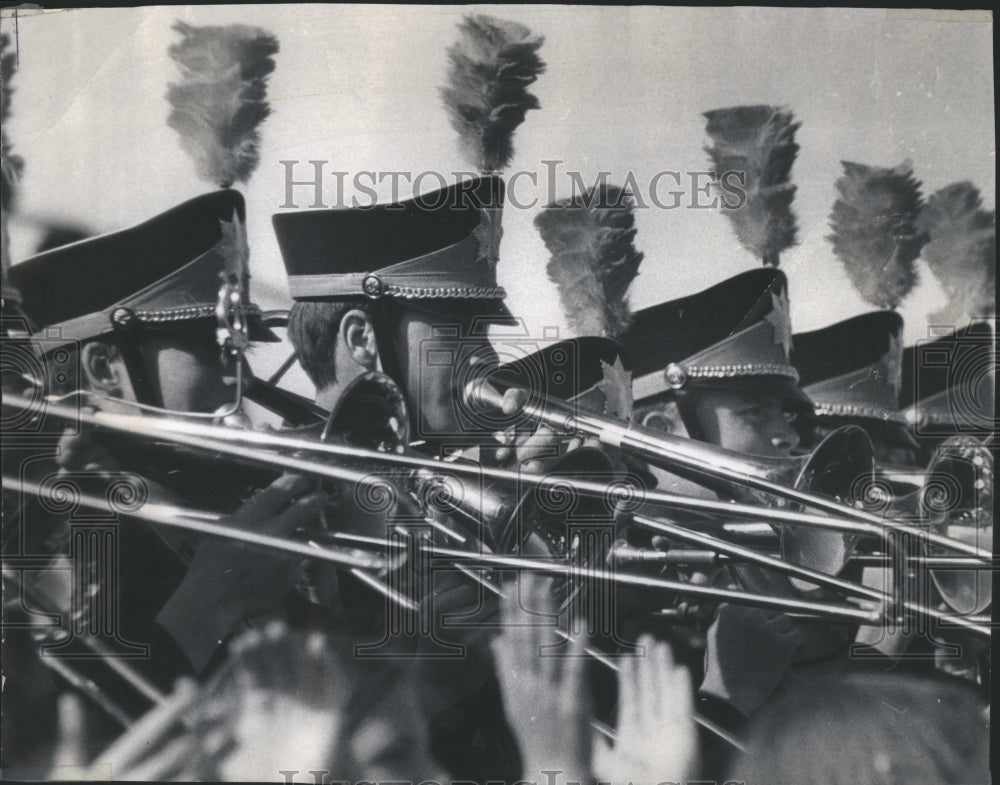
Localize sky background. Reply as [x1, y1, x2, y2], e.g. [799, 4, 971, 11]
[1, 6, 994, 391]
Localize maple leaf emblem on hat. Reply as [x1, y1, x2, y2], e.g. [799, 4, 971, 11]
[880, 332, 903, 398]
[764, 290, 793, 359]
[597, 355, 633, 421]
[214, 210, 251, 353]
[473, 208, 503, 273]
[216, 209, 250, 280]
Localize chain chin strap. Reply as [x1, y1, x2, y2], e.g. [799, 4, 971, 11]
[211, 273, 250, 423]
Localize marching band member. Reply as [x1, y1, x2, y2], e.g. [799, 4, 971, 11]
[6, 190, 323, 686]
[622, 268, 809, 463]
[792, 311, 919, 472]
[275, 174, 513, 451]
[618, 268, 842, 744]
[273, 174, 525, 779]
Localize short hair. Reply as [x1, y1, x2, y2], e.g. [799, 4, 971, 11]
[729, 671, 989, 785]
[287, 298, 369, 389]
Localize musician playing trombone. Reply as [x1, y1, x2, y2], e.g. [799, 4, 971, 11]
[276, 174, 516, 454]
[4, 191, 327, 751]
[617, 269, 845, 729]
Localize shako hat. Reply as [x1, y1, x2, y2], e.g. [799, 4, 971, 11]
[792, 311, 916, 448]
[273, 175, 514, 323]
[622, 268, 808, 409]
[8, 190, 277, 349]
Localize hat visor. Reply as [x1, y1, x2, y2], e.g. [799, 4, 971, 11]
[394, 297, 520, 327]
[694, 374, 814, 413]
[141, 315, 280, 343]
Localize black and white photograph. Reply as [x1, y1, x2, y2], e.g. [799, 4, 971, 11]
[0, 5, 994, 783]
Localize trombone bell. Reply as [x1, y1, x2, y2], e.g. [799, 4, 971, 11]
[923, 436, 993, 615]
[782, 425, 874, 590]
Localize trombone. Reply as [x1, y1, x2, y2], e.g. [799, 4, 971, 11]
[461, 378, 993, 568]
[3, 455, 988, 637]
[3, 470, 887, 626]
[4, 390, 988, 563]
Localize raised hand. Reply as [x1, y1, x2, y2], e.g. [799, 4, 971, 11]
[594, 635, 699, 785]
[209, 621, 346, 781]
[491, 573, 593, 783]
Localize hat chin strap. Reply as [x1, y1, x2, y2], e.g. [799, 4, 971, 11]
[367, 300, 414, 438]
[114, 332, 164, 411]
[673, 387, 709, 444]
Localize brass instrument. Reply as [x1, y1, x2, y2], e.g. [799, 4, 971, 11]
[12, 383, 990, 564]
[922, 435, 994, 615]
[4, 466, 894, 625]
[4, 364, 992, 693]
[462, 378, 992, 581]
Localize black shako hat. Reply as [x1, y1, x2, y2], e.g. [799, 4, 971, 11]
[273, 175, 514, 323]
[794, 311, 905, 421]
[792, 311, 917, 448]
[621, 268, 809, 408]
[7, 190, 278, 348]
[900, 321, 996, 435]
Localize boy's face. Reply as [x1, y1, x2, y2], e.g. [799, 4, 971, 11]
[691, 383, 802, 458]
[393, 306, 499, 437]
[139, 330, 237, 414]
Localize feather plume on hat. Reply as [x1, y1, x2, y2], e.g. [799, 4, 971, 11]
[166, 21, 278, 189]
[703, 105, 800, 266]
[1, 34, 23, 202]
[441, 14, 546, 174]
[536, 184, 644, 339]
[917, 182, 996, 323]
[1, 33, 24, 275]
[827, 161, 926, 310]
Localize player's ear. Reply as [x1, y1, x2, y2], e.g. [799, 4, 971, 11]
[341, 309, 378, 369]
[81, 340, 131, 398]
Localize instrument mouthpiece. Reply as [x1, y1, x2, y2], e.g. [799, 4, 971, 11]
[462, 378, 505, 411]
